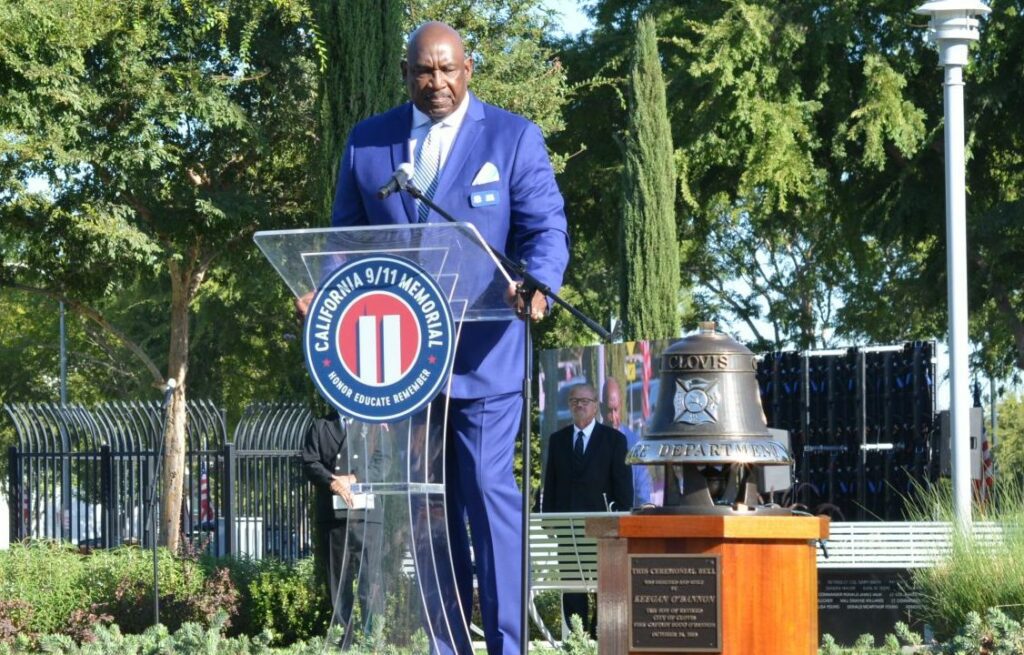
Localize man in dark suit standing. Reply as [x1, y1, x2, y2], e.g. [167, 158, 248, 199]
[542, 383, 632, 636]
[310, 21, 569, 655]
[301, 413, 384, 639]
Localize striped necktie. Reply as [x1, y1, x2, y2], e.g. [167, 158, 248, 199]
[412, 121, 442, 222]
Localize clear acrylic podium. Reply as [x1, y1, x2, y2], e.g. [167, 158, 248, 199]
[255, 223, 514, 652]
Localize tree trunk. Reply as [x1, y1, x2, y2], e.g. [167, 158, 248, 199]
[160, 260, 192, 551]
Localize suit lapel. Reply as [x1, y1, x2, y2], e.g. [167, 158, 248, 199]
[329, 419, 345, 449]
[389, 103, 417, 223]
[582, 426, 600, 468]
[433, 94, 485, 209]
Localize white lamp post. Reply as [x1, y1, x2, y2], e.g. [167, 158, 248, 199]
[914, 0, 990, 524]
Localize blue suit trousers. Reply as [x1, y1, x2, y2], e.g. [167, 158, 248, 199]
[442, 392, 523, 655]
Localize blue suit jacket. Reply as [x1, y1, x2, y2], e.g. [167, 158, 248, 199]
[331, 93, 570, 399]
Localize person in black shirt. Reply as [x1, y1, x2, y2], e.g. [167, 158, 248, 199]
[301, 412, 385, 639]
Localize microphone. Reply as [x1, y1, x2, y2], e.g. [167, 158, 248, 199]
[162, 378, 177, 411]
[377, 163, 414, 199]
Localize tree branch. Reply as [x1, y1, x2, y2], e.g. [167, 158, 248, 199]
[3, 283, 165, 387]
[703, 276, 769, 345]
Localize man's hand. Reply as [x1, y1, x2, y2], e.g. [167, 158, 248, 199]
[329, 473, 356, 508]
[295, 291, 314, 321]
[506, 283, 548, 322]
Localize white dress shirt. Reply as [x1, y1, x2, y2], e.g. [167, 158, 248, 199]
[409, 93, 471, 172]
[573, 419, 597, 453]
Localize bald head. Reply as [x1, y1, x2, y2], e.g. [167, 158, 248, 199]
[406, 22, 465, 60]
[602, 379, 624, 429]
[402, 22, 473, 120]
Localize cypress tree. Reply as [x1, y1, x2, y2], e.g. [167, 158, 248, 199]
[311, 1, 404, 221]
[620, 15, 680, 341]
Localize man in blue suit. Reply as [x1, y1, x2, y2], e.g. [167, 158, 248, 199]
[327, 21, 569, 655]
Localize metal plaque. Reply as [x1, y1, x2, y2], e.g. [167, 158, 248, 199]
[819, 569, 924, 646]
[629, 554, 721, 652]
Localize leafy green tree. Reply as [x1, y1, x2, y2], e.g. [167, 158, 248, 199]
[0, 0, 319, 550]
[620, 15, 680, 341]
[993, 392, 1024, 484]
[310, 1, 404, 221]
[651, 1, 937, 350]
[1, 0, 576, 549]
[961, 2, 1024, 378]
[549, 16, 687, 347]
[568, 0, 1024, 371]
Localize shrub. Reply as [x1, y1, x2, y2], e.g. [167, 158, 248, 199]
[529, 589, 562, 642]
[904, 479, 1024, 638]
[0, 541, 221, 635]
[0, 600, 34, 643]
[0, 541, 93, 634]
[236, 558, 329, 644]
[200, 556, 329, 645]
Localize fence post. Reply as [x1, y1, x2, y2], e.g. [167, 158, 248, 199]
[856, 349, 867, 521]
[223, 442, 235, 557]
[8, 446, 18, 541]
[100, 444, 113, 548]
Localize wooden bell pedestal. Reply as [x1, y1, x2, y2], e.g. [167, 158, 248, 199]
[585, 514, 829, 655]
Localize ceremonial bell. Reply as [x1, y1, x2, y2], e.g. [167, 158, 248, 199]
[626, 322, 793, 515]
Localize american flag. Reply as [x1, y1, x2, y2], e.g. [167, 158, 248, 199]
[199, 462, 214, 523]
[640, 340, 652, 420]
[979, 430, 994, 503]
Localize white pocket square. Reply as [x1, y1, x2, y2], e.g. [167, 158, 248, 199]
[471, 162, 500, 185]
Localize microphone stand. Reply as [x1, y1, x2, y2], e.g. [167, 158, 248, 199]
[148, 380, 175, 627]
[400, 182, 610, 655]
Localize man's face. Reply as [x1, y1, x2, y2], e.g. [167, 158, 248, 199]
[603, 387, 622, 429]
[402, 31, 472, 120]
[568, 387, 599, 428]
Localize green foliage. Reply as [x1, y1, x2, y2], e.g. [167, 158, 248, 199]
[620, 14, 680, 341]
[903, 478, 1024, 638]
[818, 622, 919, 654]
[0, 0, 320, 392]
[994, 392, 1024, 481]
[310, 1, 403, 221]
[0, 542, 214, 635]
[940, 608, 1024, 655]
[656, 0, 926, 350]
[565, 0, 1024, 363]
[820, 609, 1024, 655]
[0, 544, 331, 648]
[559, 614, 596, 655]
[221, 557, 329, 645]
[527, 590, 562, 643]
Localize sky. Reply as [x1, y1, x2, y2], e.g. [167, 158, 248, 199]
[544, 0, 594, 37]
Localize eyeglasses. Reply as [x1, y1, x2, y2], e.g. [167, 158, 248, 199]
[569, 398, 597, 406]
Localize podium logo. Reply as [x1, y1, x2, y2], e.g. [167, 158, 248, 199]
[303, 255, 455, 422]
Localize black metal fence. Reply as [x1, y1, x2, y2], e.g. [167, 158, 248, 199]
[4, 401, 313, 562]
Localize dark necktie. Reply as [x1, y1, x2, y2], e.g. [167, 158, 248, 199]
[573, 430, 585, 465]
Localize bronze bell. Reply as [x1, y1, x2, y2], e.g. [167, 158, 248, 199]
[626, 322, 792, 515]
